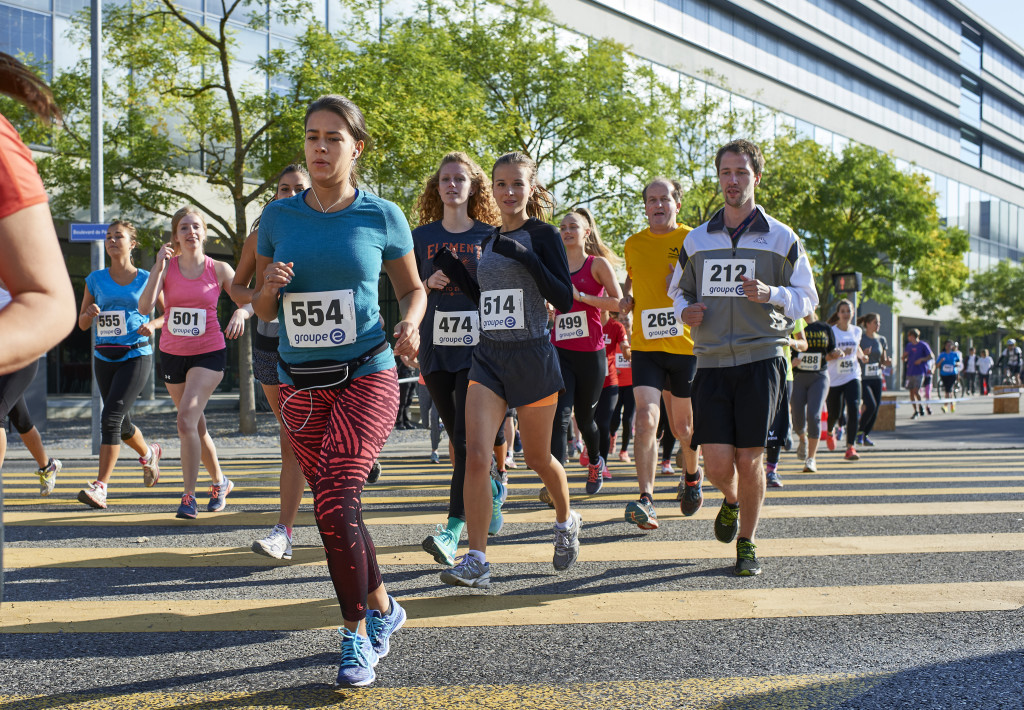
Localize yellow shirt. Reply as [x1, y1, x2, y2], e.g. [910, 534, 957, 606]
[624, 224, 694, 354]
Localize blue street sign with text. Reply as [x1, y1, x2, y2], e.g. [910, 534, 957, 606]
[70, 223, 110, 242]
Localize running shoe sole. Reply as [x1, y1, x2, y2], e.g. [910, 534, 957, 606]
[439, 569, 490, 589]
[207, 478, 234, 512]
[251, 538, 292, 560]
[77, 488, 106, 509]
[624, 501, 659, 530]
[422, 536, 456, 567]
[142, 443, 162, 487]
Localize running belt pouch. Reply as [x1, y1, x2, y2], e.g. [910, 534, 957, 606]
[284, 341, 388, 391]
[94, 344, 134, 360]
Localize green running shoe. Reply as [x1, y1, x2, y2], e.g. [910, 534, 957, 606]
[422, 524, 459, 566]
[714, 501, 740, 543]
[735, 539, 762, 576]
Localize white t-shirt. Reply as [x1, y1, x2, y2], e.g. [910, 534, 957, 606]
[977, 356, 994, 375]
[827, 324, 863, 387]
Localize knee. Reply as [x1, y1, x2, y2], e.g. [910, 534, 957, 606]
[523, 449, 552, 472]
[176, 407, 201, 432]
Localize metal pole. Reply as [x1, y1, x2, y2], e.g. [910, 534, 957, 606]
[90, 0, 103, 456]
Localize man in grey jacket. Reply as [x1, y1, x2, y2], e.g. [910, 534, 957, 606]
[669, 139, 817, 576]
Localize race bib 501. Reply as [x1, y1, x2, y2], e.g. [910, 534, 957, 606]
[167, 308, 206, 337]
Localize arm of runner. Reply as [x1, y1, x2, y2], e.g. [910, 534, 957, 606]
[138, 243, 173, 315]
[78, 284, 100, 331]
[619, 273, 634, 314]
[433, 246, 480, 305]
[581, 256, 623, 311]
[668, 260, 688, 322]
[491, 230, 573, 313]
[765, 240, 818, 319]
[250, 254, 290, 322]
[384, 250, 427, 361]
[229, 230, 259, 306]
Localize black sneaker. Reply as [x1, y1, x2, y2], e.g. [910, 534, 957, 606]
[714, 501, 740, 543]
[678, 468, 703, 516]
[367, 460, 382, 484]
[735, 538, 762, 576]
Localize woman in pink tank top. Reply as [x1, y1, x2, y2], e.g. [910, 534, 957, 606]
[140, 206, 251, 520]
[547, 207, 623, 496]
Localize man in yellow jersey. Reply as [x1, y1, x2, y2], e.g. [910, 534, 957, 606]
[618, 177, 702, 531]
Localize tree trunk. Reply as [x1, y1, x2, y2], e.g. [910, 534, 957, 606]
[238, 331, 257, 434]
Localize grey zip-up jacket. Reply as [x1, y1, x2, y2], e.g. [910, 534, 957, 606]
[669, 205, 818, 369]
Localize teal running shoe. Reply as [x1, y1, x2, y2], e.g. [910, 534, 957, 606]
[422, 524, 459, 566]
[489, 479, 506, 536]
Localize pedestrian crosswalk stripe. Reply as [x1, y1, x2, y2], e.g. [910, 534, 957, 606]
[3, 581, 1022, 633]
[6, 532, 1024, 569]
[7, 499, 1024, 526]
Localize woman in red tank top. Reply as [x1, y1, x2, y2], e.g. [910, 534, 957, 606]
[547, 208, 623, 497]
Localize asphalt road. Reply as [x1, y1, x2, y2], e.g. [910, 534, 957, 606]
[1, 445, 1023, 709]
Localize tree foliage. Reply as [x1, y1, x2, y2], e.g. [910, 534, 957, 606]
[955, 259, 1024, 336]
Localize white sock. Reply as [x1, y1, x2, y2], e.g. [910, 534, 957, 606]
[143, 446, 154, 463]
[554, 515, 572, 530]
[467, 549, 487, 564]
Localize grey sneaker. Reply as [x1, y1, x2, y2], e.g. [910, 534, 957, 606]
[538, 486, 554, 509]
[553, 510, 582, 571]
[37, 457, 61, 497]
[796, 438, 807, 461]
[252, 523, 293, 560]
[439, 554, 491, 589]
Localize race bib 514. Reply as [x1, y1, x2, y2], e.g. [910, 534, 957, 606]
[481, 289, 524, 330]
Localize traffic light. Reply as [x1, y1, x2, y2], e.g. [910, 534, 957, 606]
[832, 272, 863, 293]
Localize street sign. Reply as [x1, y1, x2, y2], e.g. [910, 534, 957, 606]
[70, 223, 110, 242]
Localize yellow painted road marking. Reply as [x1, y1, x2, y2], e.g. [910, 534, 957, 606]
[6, 485, 1024, 506]
[3, 581, 1023, 633]
[7, 499, 1024, 526]
[7, 533, 1024, 569]
[0, 674, 887, 710]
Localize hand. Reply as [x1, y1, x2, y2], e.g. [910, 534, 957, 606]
[491, 232, 529, 261]
[738, 275, 770, 303]
[393, 320, 419, 361]
[223, 307, 249, 339]
[84, 303, 101, 319]
[681, 303, 706, 326]
[619, 296, 634, 314]
[826, 349, 841, 361]
[262, 261, 294, 295]
[155, 243, 174, 268]
[137, 322, 154, 337]
[425, 269, 449, 290]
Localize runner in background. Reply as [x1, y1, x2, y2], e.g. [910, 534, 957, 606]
[231, 164, 310, 559]
[857, 312, 889, 445]
[935, 340, 963, 413]
[977, 348, 993, 395]
[139, 206, 251, 519]
[548, 208, 622, 497]
[764, 318, 806, 487]
[963, 347, 978, 396]
[623, 178, 701, 529]
[411, 151, 506, 566]
[824, 299, 866, 461]
[902, 328, 933, 419]
[610, 311, 635, 463]
[77, 221, 164, 509]
[792, 312, 834, 473]
[593, 309, 629, 493]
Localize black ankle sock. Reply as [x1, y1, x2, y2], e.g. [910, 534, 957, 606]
[640, 492, 654, 504]
[685, 471, 700, 482]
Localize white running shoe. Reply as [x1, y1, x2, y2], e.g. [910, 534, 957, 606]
[37, 457, 61, 497]
[78, 481, 107, 509]
[252, 523, 293, 560]
[803, 457, 817, 473]
[141, 443, 162, 487]
[553, 510, 582, 571]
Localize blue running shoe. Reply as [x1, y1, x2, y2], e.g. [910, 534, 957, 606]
[422, 524, 459, 567]
[207, 476, 233, 512]
[489, 479, 506, 536]
[175, 493, 198, 520]
[366, 595, 406, 659]
[334, 628, 378, 688]
[439, 554, 491, 589]
[585, 457, 603, 494]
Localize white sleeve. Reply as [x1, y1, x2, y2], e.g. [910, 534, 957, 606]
[668, 261, 689, 323]
[767, 242, 818, 320]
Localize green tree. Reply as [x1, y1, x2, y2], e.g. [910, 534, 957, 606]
[955, 259, 1024, 337]
[759, 133, 969, 315]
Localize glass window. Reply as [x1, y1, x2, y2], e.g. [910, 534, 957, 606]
[960, 23, 982, 75]
[4, 0, 49, 10]
[0, 5, 52, 76]
[54, 0, 87, 15]
[232, 26, 266, 64]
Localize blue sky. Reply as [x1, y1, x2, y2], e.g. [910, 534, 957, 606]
[960, 0, 1024, 50]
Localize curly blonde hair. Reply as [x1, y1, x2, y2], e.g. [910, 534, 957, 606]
[416, 152, 501, 226]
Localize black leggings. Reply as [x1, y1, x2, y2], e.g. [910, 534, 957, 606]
[860, 378, 882, 435]
[657, 399, 676, 461]
[826, 379, 861, 447]
[423, 368, 503, 520]
[551, 348, 606, 465]
[594, 385, 619, 462]
[0, 360, 38, 426]
[611, 385, 635, 452]
[94, 355, 151, 446]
